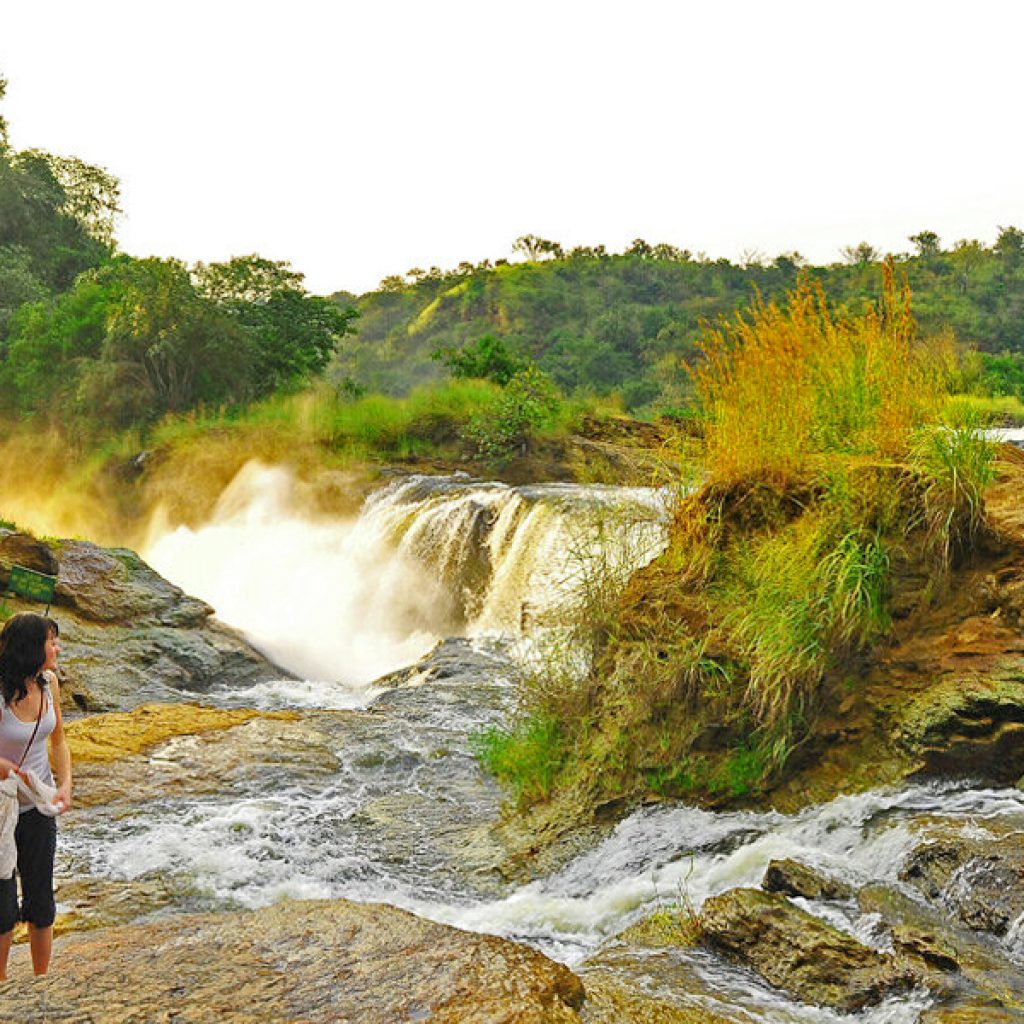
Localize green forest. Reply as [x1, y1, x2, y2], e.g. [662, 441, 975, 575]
[335, 231, 1024, 414]
[3, 70, 1024, 449]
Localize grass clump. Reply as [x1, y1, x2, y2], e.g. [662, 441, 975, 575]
[909, 409, 997, 572]
[723, 517, 889, 730]
[472, 713, 567, 806]
[692, 263, 941, 480]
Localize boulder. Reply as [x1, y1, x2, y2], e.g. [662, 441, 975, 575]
[900, 831, 1024, 937]
[761, 858, 854, 901]
[0, 899, 586, 1024]
[698, 888, 918, 1012]
[53, 539, 212, 626]
[581, 970, 733, 1023]
[0, 528, 59, 579]
[859, 883, 1024, 1011]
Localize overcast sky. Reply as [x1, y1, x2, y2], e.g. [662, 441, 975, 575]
[3, 1, 1022, 295]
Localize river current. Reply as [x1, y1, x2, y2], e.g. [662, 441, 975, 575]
[58, 464, 1024, 1022]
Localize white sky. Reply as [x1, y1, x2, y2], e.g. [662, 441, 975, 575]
[3, 0, 1023, 296]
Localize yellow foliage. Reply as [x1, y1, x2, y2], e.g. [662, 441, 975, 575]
[691, 262, 943, 481]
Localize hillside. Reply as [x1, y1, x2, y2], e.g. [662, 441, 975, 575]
[333, 234, 1024, 409]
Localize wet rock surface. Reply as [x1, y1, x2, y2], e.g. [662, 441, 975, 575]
[0, 531, 288, 710]
[858, 882, 1024, 1014]
[900, 829, 1024, 937]
[580, 969, 731, 1023]
[0, 899, 586, 1023]
[698, 887, 918, 1012]
[761, 857, 854, 901]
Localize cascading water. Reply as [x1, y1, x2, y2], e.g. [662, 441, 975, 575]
[60, 461, 1024, 1022]
[143, 462, 671, 685]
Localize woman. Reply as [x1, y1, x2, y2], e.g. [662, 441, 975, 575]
[0, 612, 72, 978]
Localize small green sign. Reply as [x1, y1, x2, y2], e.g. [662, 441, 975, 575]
[7, 564, 57, 605]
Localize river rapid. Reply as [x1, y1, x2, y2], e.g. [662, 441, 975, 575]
[58, 464, 1024, 1022]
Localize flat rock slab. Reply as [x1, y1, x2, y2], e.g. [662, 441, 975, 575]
[0, 899, 585, 1023]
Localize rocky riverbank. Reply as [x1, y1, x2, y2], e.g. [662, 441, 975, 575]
[0, 899, 586, 1023]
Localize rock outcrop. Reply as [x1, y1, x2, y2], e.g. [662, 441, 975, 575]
[0, 899, 586, 1023]
[0, 531, 287, 709]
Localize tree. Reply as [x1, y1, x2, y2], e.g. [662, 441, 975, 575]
[995, 226, 1024, 273]
[909, 231, 942, 258]
[0, 245, 46, 337]
[513, 235, 563, 261]
[950, 239, 985, 294]
[626, 238, 653, 259]
[193, 253, 303, 304]
[0, 76, 8, 151]
[2, 256, 252, 428]
[841, 242, 879, 266]
[46, 154, 121, 247]
[432, 334, 525, 385]
[195, 254, 358, 396]
[0, 148, 114, 290]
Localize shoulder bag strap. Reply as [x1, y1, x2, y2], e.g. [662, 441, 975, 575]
[15, 683, 45, 771]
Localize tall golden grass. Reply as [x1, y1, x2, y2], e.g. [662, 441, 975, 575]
[691, 261, 944, 479]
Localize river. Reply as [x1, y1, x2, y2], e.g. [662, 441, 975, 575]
[57, 463, 1024, 1022]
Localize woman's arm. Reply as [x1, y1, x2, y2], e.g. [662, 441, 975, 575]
[47, 672, 72, 812]
[0, 757, 26, 782]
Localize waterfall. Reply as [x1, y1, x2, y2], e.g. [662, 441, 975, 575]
[143, 461, 670, 686]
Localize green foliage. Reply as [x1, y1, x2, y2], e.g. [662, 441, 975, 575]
[471, 714, 566, 806]
[463, 365, 563, 460]
[2, 256, 251, 430]
[723, 520, 889, 729]
[0, 145, 116, 296]
[336, 228, 1024, 410]
[0, 253, 357, 435]
[431, 334, 526, 385]
[195, 255, 358, 397]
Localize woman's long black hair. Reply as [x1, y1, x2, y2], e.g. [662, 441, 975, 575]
[0, 612, 58, 705]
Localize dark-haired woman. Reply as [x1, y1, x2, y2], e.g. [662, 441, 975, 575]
[0, 612, 72, 978]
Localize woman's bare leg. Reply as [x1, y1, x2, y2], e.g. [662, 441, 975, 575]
[0, 929, 12, 979]
[27, 924, 51, 974]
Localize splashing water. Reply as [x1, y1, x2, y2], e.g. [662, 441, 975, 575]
[144, 462, 671, 685]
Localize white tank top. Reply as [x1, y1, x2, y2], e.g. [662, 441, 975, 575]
[0, 677, 56, 812]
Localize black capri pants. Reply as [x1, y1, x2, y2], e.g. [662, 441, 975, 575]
[0, 809, 57, 931]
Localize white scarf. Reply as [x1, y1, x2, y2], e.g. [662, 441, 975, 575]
[0, 770, 59, 880]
